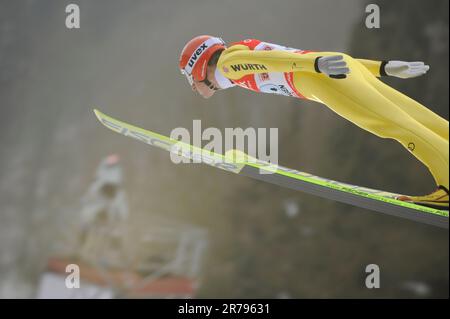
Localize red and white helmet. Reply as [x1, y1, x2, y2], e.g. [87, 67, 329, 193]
[179, 35, 226, 86]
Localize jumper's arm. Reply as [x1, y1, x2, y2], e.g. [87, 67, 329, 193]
[356, 59, 386, 77]
[217, 45, 320, 79]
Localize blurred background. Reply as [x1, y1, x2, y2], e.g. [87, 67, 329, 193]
[0, 0, 448, 298]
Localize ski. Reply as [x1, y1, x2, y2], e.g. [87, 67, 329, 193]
[93, 109, 449, 229]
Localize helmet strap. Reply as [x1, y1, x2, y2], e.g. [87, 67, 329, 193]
[201, 78, 220, 91]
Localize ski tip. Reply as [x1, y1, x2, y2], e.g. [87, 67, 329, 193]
[93, 108, 104, 122]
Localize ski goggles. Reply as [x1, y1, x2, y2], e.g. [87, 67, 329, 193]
[180, 70, 219, 91]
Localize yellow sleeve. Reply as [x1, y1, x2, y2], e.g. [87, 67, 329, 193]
[217, 45, 320, 80]
[356, 59, 385, 77]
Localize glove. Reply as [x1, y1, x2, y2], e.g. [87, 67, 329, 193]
[315, 55, 350, 78]
[384, 61, 430, 79]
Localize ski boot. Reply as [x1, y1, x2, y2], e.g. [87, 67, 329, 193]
[396, 185, 449, 210]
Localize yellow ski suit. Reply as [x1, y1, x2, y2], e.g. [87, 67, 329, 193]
[217, 44, 449, 191]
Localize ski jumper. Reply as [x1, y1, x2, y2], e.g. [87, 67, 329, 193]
[217, 39, 449, 191]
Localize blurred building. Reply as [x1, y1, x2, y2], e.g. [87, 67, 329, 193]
[36, 155, 208, 298]
[37, 217, 208, 298]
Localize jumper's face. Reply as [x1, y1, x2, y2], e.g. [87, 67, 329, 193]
[191, 79, 216, 99]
